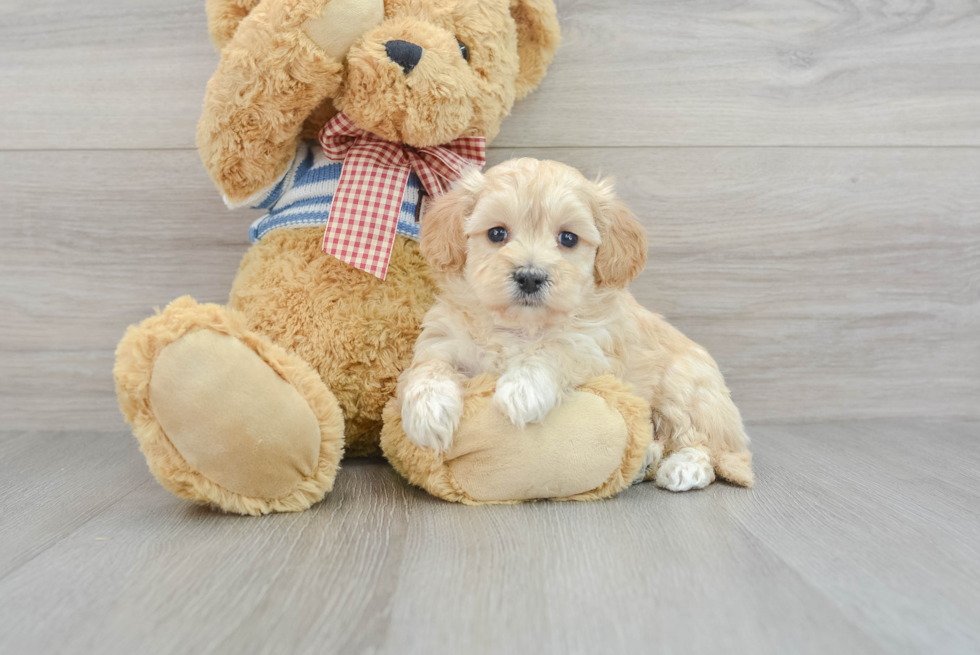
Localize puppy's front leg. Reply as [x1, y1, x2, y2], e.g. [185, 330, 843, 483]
[399, 360, 465, 453]
[493, 363, 561, 429]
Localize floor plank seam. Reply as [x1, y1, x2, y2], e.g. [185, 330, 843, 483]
[0, 477, 154, 585]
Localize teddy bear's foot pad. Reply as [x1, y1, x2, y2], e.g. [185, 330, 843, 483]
[446, 391, 631, 502]
[116, 297, 346, 514]
[382, 375, 656, 504]
[149, 329, 322, 500]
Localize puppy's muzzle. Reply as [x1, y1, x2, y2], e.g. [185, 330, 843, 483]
[512, 267, 550, 300]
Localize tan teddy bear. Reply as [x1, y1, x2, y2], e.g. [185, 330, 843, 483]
[114, 0, 665, 514]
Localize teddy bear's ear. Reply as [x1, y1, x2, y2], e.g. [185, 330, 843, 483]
[510, 0, 562, 100]
[206, 0, 263, 51]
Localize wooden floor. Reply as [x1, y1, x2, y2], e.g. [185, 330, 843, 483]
[1, 420, 979, 654]
[1, 0, 979, 653]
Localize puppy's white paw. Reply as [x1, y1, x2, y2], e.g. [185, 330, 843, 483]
[655, 447, 715, 492]
[401, 377, 464, 453]
[493, 367, 558, 428]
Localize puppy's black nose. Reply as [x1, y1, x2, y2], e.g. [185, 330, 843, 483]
[385, 40, 423, 74]
[513, 268, 548, 295]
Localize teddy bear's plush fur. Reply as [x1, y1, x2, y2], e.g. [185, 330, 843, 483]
[117, 0, 641, 515]
[197, 0, 560, 205]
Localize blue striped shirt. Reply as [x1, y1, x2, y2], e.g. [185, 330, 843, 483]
[230, 140, 423, 243]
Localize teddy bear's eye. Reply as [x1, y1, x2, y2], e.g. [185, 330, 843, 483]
[488, 226, 507, 243]
[558, 231, 579, 248]
[457, 39, 470, 62]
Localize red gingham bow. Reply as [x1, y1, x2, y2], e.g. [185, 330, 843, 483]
[318, 113, 486, 280]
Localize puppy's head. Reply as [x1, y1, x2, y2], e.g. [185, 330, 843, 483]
[421, 158, 647, 318]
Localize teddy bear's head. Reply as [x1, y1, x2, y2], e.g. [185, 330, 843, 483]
[207, 0, 560, 147]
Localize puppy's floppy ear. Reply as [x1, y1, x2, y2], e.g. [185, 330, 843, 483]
[420, 167, 483, 275]
[593, 178, 648, 289]
[510, 0, 562, 100]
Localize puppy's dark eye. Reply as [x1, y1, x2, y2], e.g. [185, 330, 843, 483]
[487, 226, 507, 243]
[457, 39, 469, 62]
[558, 231, 579, 248]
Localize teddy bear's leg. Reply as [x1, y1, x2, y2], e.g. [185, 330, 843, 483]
[382, 375, 655, 504]
[114, 296, 345, 515]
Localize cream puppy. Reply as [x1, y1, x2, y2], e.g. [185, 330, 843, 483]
[398, 158, 752, 492]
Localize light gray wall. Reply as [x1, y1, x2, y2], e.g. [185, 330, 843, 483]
[1, 0, 978, 430]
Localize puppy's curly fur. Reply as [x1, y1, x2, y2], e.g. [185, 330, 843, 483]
[399, 158, 753, 491]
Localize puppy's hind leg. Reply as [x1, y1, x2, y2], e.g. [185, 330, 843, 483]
[654, 443, 715, 492]
[654, 439, 755, 491]
[635, 412, 714, 491]
[654, 337, 757, 490]
[649, 384, 754, 491]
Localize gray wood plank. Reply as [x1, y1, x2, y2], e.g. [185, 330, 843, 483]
[0, 456, 416, 655]
[719, 419, 980, 655]
[2, 147, 977, 430]
[382, 477, 885, 655]
[0, 0, 217, 151]
[2, 0, 979, 150]
[500, 0, 980, 147]
[0, 149, 247, 351]
[3, 422, 978, 654]
[0, 431, 149, 579]
[0, 431, 893, 655]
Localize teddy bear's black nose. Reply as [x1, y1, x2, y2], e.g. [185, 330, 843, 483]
[385, 40, 424, 74]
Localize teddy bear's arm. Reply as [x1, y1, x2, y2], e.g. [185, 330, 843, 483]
[196, 0, 345, 205]
[205, 0, 263, 50]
